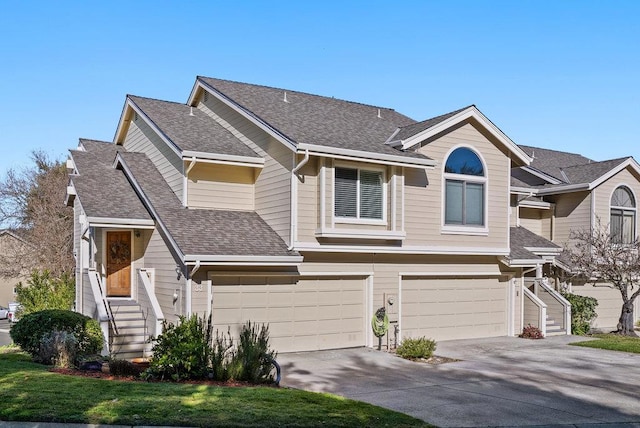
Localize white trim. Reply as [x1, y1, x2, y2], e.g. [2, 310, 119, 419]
[589, 158, 640, 190]
[186, 278, 192, 316]
[320, 159, 326, 229]
[87, 217, 155, 227]
[400, 169, 405, 232]
[115, 98, 182, 159]
[205, 279, 212, 318]
[182, 151, 265, 167]
[297, 144, 437, 169]
[294, 242, 509, 255]
[184, 255, 303, 264]
[608, 183, 637, 243]
[536, 183, 590, 195]
[192, 79, 298, 151]
[333, 162, 387, 224]
[102, 229, 135, 299]
[398, 106, 532, 165]
[518, 199, 551, 209]
[441, 144, 488, 231]
[315, 228, 406, 240]
[391, 168, 397, 232]
[399, 271, 502, 277]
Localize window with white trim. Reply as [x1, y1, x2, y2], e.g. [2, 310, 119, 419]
[335, 167, 383, 220]
[444, 147, 485, 226]
[610, 185, 636, 244]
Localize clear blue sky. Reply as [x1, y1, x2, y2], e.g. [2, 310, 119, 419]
[0, 1, 638, 174]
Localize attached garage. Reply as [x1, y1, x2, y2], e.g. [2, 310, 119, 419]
[211, 275, 367, 353]
[401, 276, 507, 341]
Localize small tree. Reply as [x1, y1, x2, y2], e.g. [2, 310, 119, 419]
[564, 219, 640, 336]
[15, 270, 75, 316]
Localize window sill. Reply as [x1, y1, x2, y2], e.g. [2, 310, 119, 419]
[441, 225, 489, 236]
[333, 217, 387, 226]
[315, 228, 406, 240]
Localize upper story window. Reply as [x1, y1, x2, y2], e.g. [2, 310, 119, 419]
[610, 185, 636, 244]
[444, 147, 486, 227]
[335, 167, 384, 221]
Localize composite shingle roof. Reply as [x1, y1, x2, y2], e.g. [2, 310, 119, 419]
[117, 151, 297, 258]
[518, 145, 594, 183]
[508, 226, 560, 263]
[392, 106, 473, 142]
[128, 95, 261, 159]
[69, 142, 152, 221]
[198, 76, 430, 160]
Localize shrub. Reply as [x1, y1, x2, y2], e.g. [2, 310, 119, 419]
[519, 324, 544, 339]
[211, 327, 234, 381]
[396, 337, 437, 360]
[10, 310, 104, 362]
[38, 330, 78, 367]
[15, 270, 75, 317]
[561, 291, 598, 335]
[229, 321, 277, 384]
[146, 314, 212, 381]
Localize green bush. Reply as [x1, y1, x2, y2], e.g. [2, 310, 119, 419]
[15, 270, 75, 317]
[146, 314, 212, 381]
[10, 310, 104, 362]
[229, 321, 277, 384]
[561, 291, 598, 335]
[211, 327, 234, 381]
[396, 337, 437, 360]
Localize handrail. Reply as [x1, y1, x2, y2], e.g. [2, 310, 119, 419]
[537, 279, 572, 335]
[522, 286, 547, 337]
[88, 268, 118, 336]
[138, 268, 165, 338]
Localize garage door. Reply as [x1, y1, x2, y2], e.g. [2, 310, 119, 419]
[401, 277, 507, 341]
[212, 276, 366, 352]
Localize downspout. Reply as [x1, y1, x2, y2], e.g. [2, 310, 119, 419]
[289, 150, 310, 250]
[185, 260, 201, 317]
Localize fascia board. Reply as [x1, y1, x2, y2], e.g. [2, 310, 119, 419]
[521, 166, 563, 184]
[499, 257, 547, 267]
[294, 243, 509, 255]
[184, 255, 303, 265]
[182, 151, 265, 167]
[123, 98, 183, 158]
[519, 200, 551, 209]
[87, 217, 155, 227]
[588, 158, 638, 190]
[511, 186, 540, 195]
[113, 97, 131, 144]
[525, 247, 562, 255]
[113, 153, 185, 261]
[193, 79, 298, 152]
[536, 183, 590, 195]
[400, 107, 532, 166]
[297, 143, 436, 169]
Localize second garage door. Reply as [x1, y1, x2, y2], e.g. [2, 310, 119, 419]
[212, 276, 366, 353]
[401, 276, 507, 341]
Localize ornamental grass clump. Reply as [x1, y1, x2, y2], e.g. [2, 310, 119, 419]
[396, 337, 437, 360]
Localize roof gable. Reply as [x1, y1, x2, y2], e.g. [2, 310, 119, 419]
[392, 105, 531, 166]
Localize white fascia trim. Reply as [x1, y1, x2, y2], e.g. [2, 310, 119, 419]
[521, 166, 563, 185]
[519, 200, 551, 209]
[536, 183, 590, 195]
[181, 151, 265, 167]
[113, 153, 186, 261]
[315, 228, 406, 240]
[499, 257, 546, 268]
[399, 271, 502, 277]
[184, 255, 303, 265]
[124, 98, 183, 157]
[400, 107, 532, 166]
[297, 144, 436, 169]
[511, 186, 539, 195]
[192, 79, 297, 152]
[525, 246, 562, 255]
[294, 242, 509, 255]
[87, 217, 155, 228]
[589, 158, 639, 190]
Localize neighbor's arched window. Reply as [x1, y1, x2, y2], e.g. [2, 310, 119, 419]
[610, 185, 636, 244]
[444, 147, 486, 226]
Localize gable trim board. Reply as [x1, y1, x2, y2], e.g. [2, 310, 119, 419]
[294, 243, 509, 255]
[391, 106, 532, 166]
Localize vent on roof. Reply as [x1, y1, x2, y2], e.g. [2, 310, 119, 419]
[377, 109, 382, 118]
[189, 106, 195, 116]
[283, 91, 289, 103]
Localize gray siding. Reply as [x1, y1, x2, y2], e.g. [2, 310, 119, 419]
[124, 116, 184, 201]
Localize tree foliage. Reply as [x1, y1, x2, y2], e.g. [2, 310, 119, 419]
[564, 218, 640, 336]
[15, 270, 75, 316]
[0, 150, 73, 277]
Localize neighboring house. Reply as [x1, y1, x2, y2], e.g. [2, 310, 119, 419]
[0, 230, 29, 307]
[66, 76, 639, 358]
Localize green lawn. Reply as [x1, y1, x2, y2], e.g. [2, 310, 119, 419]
[570, 333, 640, 353]
[0, 350, 428, 427]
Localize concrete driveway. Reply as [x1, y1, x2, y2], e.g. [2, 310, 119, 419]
[278, 336, 640, 427]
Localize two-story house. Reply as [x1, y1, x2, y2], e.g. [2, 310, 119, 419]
[66, 76, 639, 358]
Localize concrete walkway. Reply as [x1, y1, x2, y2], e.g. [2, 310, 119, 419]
[278, 336, 640, 427]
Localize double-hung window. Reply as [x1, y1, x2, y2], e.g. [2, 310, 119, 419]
[335, 167, 384, 221]
[610, 185, 636, 244]
[443, 147, 486, 228]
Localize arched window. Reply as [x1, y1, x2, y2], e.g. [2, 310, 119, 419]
[444, 147, 486, 226]
[610, 185, 636, 244]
